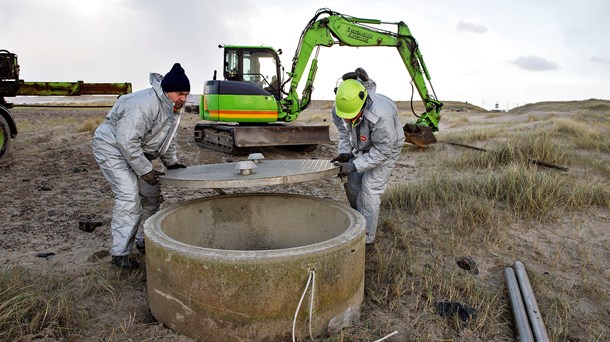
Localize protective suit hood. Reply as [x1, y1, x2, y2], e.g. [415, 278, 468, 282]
[149, 73, 166, 100]
[149, 72, 163, 87]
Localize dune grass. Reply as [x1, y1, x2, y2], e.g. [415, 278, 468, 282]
[386, 163, 607, 219]
[78, 116, 104, 133]
[335, 113, 609, 341]
[0, 265, 150, 341]
[551, 117, 610, 153]
[0, 267, 86, 341]
[2, 102, 608, 341]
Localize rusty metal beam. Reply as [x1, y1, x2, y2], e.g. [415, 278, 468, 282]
[444, 141, 569, 172]
[16, 80, 131, 96]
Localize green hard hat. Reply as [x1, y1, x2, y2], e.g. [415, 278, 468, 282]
[335, 79, 367, 119]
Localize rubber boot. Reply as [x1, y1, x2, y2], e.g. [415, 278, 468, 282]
[136, 241, 145, 255]
[111, 255, 140, 269]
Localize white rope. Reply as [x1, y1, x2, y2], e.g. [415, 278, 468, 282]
[291, 269, 395, 342]
[292, 269, 317, 342]
[373, 330, 398, 342]
[308, 270, 316, 340]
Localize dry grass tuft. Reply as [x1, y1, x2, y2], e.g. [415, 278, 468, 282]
[0, 266, 87, 341]
[0, 264, 150, 341]
[446, 129, 567, 170]
[551, 118, 610, 152]
[78, 116, 104, 133]
[445, 114, 470, 128]
[440, 126, 508, 143]
[384, 164, 608, 222]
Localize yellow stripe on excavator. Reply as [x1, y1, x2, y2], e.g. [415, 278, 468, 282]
[208, 110, 278, 120]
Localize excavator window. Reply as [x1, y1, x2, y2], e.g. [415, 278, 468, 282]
[223, 47, 281, 98]
[225, 50, 242, 81]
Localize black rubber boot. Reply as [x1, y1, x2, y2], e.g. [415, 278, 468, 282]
[111, 255, 140, 269]
[136, 241, 145, 255]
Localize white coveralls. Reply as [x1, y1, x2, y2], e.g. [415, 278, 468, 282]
[92, 73, 181, 256]
[332, 80, 405, 244]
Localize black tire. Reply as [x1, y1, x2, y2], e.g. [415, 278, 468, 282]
[0, 114, 12, 159]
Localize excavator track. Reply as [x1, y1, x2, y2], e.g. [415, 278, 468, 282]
[194, 123, 331, 154]
[194, 123, 237, 154]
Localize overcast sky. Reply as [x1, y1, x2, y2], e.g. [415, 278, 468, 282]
[2, 0, 609, 110]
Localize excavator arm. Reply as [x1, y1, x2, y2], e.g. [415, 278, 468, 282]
[281, 9, 442, 138]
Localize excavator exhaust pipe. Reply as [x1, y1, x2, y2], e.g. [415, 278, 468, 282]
[403, 123, 437, 147]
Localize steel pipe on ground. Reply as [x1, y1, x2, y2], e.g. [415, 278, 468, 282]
[513, 261, 550, 342]
[504, 267, 534, 342]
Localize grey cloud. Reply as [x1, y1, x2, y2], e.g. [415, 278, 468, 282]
[457, 21, 488, 34]
[591, 56, 610, 66]
[511, 56, 558, 71]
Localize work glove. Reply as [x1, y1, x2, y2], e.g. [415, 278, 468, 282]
[355, 67, 369, 82]
[336, 162, 356, 176]
[330, 153, 351, 163]
[167, 163, 187, 170]
[141, 169, 165, 186]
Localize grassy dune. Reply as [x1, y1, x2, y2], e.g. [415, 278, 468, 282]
[1, 100, 608, 341]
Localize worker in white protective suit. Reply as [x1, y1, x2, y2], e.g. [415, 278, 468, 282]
[92, 63, 190, 269]
[331, 68, 405, 249]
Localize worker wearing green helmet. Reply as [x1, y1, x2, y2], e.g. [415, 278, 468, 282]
[331, 69, 405, 248]
[335, 79, 368, 119]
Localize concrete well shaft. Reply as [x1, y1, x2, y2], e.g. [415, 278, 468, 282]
[144, 193, 365, 342]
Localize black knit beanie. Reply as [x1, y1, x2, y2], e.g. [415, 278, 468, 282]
[161, 63, 190, 92]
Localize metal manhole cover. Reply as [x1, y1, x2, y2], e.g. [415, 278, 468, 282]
[159, 159, 338, 188]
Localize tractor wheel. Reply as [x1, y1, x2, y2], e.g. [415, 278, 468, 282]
[0, 114, 12, 159]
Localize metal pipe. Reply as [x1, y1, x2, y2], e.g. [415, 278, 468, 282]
[513, 261, 550, 342]
[504, 267, 534, 342]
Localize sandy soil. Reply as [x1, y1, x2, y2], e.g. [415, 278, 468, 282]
[0, 100, 608, 341]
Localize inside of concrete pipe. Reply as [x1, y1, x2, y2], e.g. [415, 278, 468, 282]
[158, 194, 352, 250]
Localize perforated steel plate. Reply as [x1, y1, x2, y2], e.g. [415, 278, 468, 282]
[159, 159, 338, 189]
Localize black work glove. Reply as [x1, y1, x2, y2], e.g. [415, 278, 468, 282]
[355, 67, 369, 82]
[330, 153, 351, 163]
[141, 169, 165, 185]
[167, 163, 187, 170]
[336, 162, 356, 176]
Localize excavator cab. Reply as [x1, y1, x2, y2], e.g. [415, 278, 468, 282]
[0, 50, 21, 100]
[222, 46, 282, 99]
[196, 45, 331, 153]
[201, 46, 284, 123]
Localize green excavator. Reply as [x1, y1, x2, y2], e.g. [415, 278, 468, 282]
[195, 8, 442, 153]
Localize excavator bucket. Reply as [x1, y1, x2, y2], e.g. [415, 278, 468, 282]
[403, 123, 437, 147]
